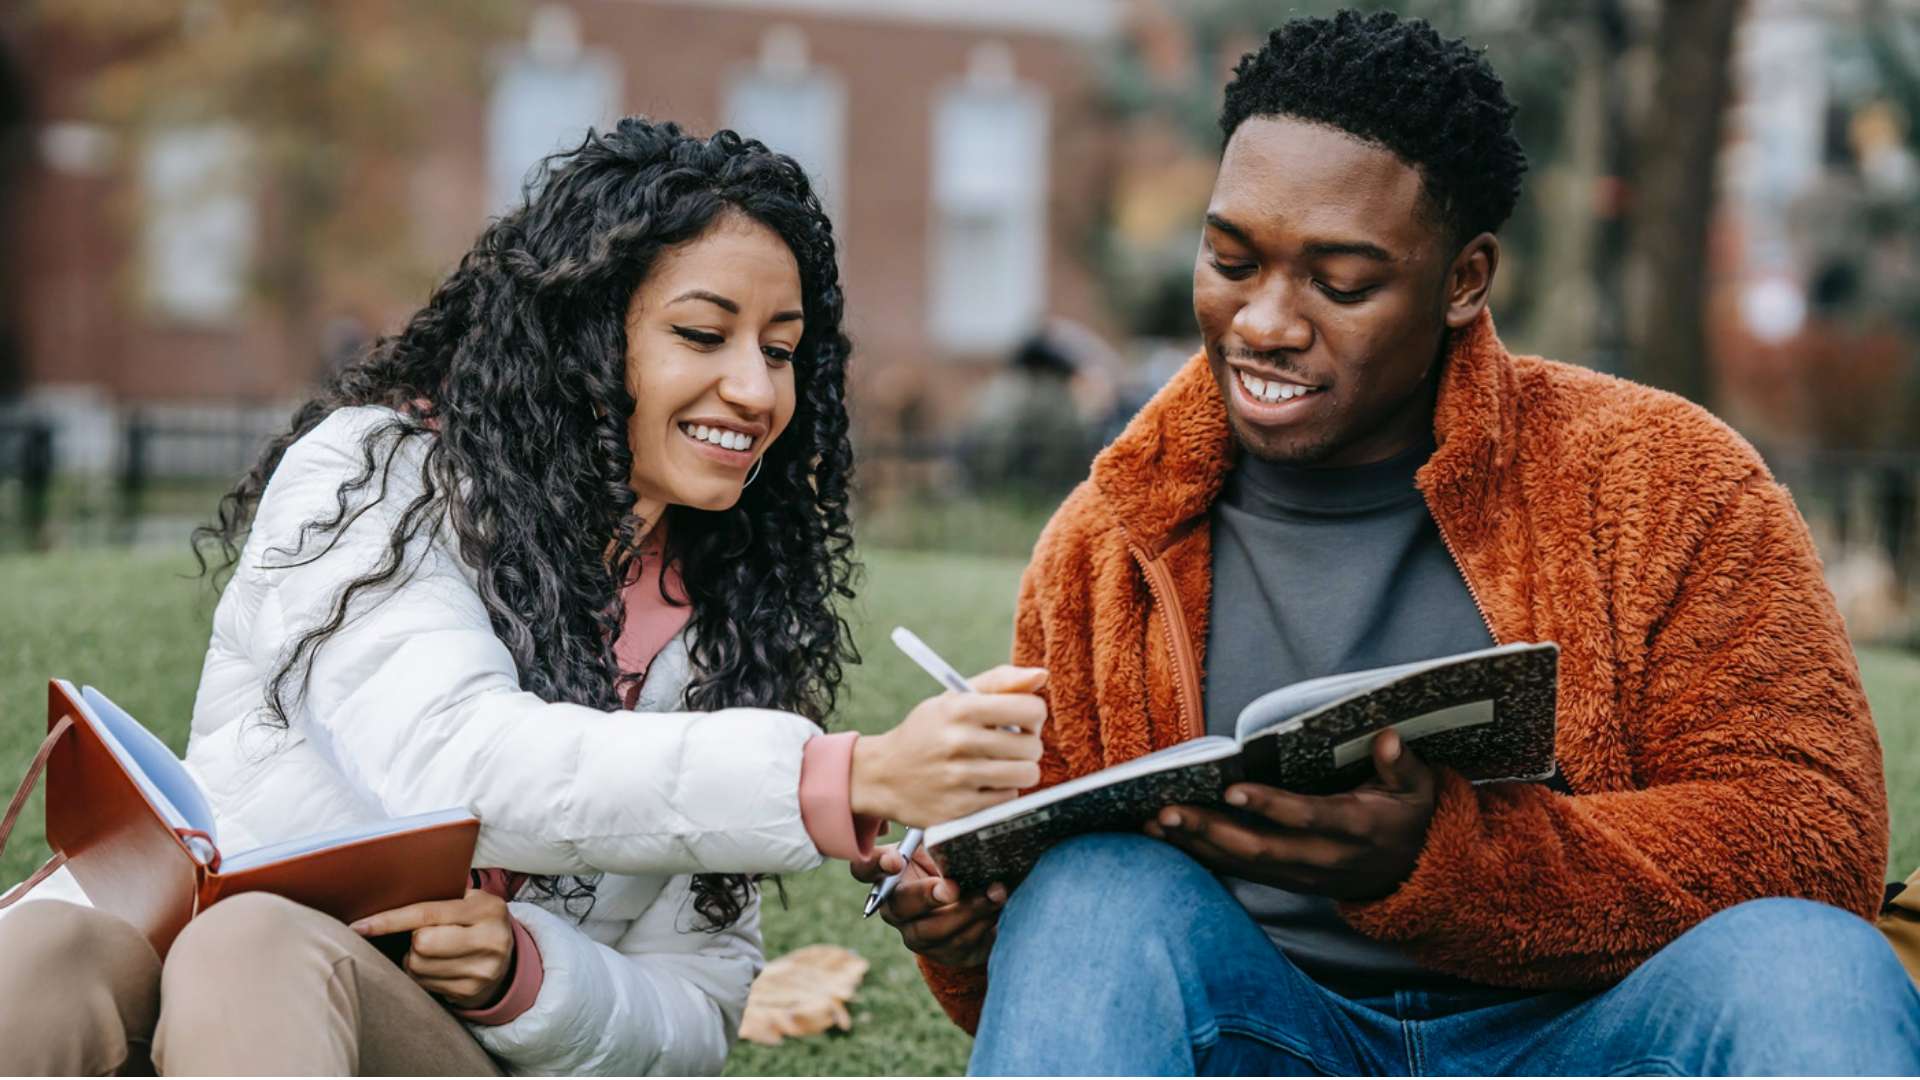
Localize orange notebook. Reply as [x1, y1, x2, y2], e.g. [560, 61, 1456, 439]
[0, 679, 479, 957]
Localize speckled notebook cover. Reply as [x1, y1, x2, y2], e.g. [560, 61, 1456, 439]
[1242, 643, 1559, 795]
[931, 643, 1558, 890]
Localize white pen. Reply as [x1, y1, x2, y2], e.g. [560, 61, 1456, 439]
[863, 627, 978, 918]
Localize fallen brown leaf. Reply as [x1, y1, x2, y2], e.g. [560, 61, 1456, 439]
[738, 944, 870, 1047]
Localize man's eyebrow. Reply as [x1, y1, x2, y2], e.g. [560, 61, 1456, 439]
[1204, 213, 1251, 244]
[1206, 215, 1395, 263]
[1303, 240, 1396, 263]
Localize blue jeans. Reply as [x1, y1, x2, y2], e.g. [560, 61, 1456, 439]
[970, 834, 1920, 1075]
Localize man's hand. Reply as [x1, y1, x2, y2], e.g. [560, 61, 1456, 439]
[850, 843, 1007, 969]
[352, 888, 516, 1009]
[1145, 729, 1438, 900]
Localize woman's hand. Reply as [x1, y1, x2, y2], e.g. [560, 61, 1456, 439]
[352, 888, 516, 1009]
[850, 665, 1048, 827]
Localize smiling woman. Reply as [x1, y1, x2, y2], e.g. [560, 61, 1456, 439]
[0, 118, 1050, 1077]
[625, 218, 803, 516]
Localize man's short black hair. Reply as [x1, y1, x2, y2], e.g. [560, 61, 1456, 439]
[1219, 9, 1527, 244]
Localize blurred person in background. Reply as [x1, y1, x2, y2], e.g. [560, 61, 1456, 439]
[959, 327, 1097, 499]
[0, 118, 1047, 1076]
[858, 11, 1920, 1074]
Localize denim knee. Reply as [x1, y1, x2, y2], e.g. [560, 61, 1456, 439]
[1655, 897, 1920, 1063]
[1680, 897, 1908, 992]
[997, 833, 1218, 949]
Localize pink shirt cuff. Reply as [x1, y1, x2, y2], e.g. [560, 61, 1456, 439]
[799, 732, 886, 861]
[452, 916, 544, 1026]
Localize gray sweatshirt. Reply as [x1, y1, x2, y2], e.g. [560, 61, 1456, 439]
[1202, 431, 1493, 994]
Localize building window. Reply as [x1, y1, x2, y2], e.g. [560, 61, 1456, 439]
[929, 45, 1049, 354]
[487, 4, 622, 212]
[724, 26, 847, 227]
[141, 126, 254, 324]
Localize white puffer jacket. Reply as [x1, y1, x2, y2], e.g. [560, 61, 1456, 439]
[13, 406, 831, 1075]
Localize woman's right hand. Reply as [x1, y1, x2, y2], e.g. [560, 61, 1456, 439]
[849, 665, 1048, 827]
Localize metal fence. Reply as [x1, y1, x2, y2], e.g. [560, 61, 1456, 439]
[0, 416, 54, 550]
[0, 407, 282, 551]
[1763, 446, 1919, 579]
[2, 407, 1917, 641]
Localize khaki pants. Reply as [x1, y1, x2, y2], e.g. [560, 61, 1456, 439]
[0, 894, 503, 1076]
[1883, 865, 1920, 989]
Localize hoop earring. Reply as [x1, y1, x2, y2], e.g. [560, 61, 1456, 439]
[743, 458, 764, 488]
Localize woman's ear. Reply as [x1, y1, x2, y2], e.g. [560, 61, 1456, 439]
[1444, 233, 1499, 330]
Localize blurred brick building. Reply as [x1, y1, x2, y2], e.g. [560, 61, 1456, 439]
[0, 0, 1127, 466]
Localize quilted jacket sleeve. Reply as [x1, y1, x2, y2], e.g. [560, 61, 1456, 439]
[1338, 469, 1889, 987]
[468, 883, 761, 1076]
[240, 408, 824, 878]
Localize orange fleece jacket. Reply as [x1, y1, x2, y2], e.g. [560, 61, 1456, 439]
[919, 311, 1889, 1033]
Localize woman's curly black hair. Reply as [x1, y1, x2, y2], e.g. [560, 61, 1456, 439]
[193, 117, 861, 931]
[1220, 9, 1528, 245]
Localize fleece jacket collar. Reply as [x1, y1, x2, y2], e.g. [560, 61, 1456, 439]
[1088, 309, 1515, 556]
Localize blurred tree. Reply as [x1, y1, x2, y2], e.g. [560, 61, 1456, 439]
[1094, 0, 1753, 410]
[31, 0, 518, 376]
[1584, 0, 1637, 379]
[0, 32, 27, 400]
[1093, 0, 1590, 355]
[1863, 0, 1920, 160]
[1627, 0, 1743, 405]
[1844, 2, 1920, 452]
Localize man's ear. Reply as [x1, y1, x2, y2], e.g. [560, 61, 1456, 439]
[1444, 233, 1500, 330]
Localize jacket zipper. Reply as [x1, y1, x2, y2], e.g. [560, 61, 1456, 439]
[1129, 543, 1205, 742]
[1133, 501, 1489, 744]
[1428, 499, 1502, 644]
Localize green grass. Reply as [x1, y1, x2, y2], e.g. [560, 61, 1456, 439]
[0, 547, 1013, 1076]
[4, 547, 1920, 1076]
[856, 492, 1063, 560]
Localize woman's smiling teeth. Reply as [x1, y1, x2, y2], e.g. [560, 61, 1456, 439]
[681, 422, 757, 452]
[1239, 370, 1320, 403]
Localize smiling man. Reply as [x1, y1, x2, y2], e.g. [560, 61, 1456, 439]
[854, 10, 1920, 1075]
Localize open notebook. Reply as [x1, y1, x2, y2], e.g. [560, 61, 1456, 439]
[12, 680, 478, 957]
[926, 642, 1559, 890]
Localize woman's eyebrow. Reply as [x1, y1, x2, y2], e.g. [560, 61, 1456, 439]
[670, 289, 739, 313]
[670, 289, 803, 323]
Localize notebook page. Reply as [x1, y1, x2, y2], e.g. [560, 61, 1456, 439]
[1231, 643, 1546, 742]
[75, 685, 218, 860]
[1231, 655, 1444, 741]
[219, 808, 475, 873]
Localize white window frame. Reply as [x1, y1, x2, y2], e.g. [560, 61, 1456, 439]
[140, 125, 255, 324]
[928, 72, 1050, 355]
[486, 8, 623, 214]
[724, 28, 849, 229]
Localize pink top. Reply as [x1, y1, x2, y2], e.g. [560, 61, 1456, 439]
[613, 537, 693, 708]
[456, 536, 879, 1025]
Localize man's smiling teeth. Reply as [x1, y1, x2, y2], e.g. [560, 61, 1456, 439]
[680, 423, 757, 452]
[1239, 371, 1320, 403]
